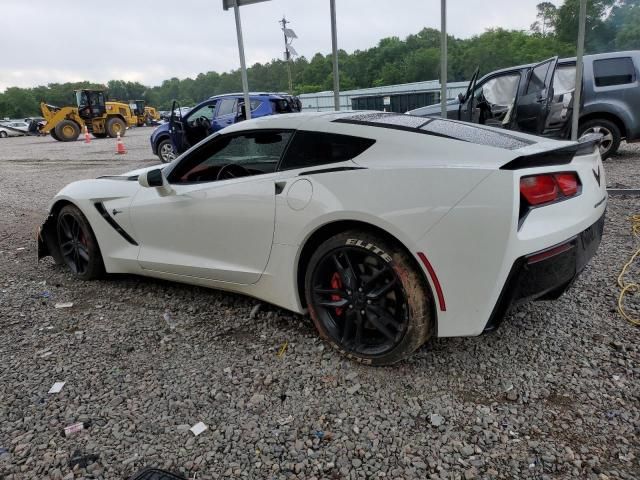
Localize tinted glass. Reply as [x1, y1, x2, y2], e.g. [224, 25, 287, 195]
[526, 61, 552, 94]
[594, 57, 636, 87]
[420, 119, 533, 150]
[217, 99, 236, 116]
[280, 131, 376, 170]
[169, 130, 292, 183]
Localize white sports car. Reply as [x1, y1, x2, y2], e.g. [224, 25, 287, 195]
[38, 112, 606, 365]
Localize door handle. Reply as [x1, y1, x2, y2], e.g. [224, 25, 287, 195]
[275, 181, 287, 195]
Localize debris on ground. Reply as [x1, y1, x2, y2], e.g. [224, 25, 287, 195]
[250, 303, 261, 319]
[68, 450, 99, 469]
[189, 422, 208, 436]
[48, 381, 65, 394]
[61, 421, 91, 437]
[54, 301, 73, 308]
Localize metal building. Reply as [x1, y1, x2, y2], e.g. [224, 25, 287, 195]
[299, 80, 468, 113]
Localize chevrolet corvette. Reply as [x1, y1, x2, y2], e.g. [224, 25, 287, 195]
[38, 112, 606, 365]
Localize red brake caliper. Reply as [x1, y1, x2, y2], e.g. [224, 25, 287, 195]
[330, 272, 343, 316]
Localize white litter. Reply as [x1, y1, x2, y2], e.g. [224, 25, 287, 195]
[278, 415, 294, 426]
[189, 422, 208, 436]
[55, 302, 74, 309]
[48, 381, 66, 394]
[16, 247, 25, 251]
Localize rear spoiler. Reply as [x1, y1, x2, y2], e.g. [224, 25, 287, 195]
[500, 133, 602, 171]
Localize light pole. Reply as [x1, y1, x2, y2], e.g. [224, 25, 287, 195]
[440, 0, 447, 118]
[330, 0, 340, 111]
[223, 0, 272, 120]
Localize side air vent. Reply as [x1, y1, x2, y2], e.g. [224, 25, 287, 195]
[94, 202, 138, 245]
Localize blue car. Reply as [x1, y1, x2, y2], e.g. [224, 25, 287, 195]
[150, 93, 301, 162]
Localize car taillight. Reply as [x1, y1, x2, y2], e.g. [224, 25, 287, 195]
[520, 172, 581, 206]
[554, 173, 579, 196]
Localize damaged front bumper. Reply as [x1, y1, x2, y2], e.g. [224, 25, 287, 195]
[37, 213, 63, 264]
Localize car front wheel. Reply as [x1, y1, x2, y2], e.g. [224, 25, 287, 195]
[56, 205, 104, 280]
[305, 230, 434, 365]
[157, 139, 176, 163]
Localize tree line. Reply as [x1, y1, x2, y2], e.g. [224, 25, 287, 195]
[1, 0, 638, 118]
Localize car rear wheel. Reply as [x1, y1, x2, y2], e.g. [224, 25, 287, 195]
[56, 205, 104, 280]
[579, 119, 621, 160]
[0, 131, 7, 138]
[157, 139, 176, 163]
[305, 230, 434, 365]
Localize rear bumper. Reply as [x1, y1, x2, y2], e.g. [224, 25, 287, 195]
[484, 212, 605, 332]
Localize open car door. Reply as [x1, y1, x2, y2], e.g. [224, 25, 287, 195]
[514, 56, 558, 134]
[168, 100, 186, 153]
[458, 67, 479, 122]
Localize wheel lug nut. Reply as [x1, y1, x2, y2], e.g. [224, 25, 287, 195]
[358, 288, 363, 292]
[367, 300, 371, 304]
[349, 304, 353, 309]
[360, 310, 365, 315]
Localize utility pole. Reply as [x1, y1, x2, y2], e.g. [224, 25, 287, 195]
[330, 0, 340, 111]
[571, 0, 586, 141]
[279, 16, 295, 94]
[440, 0, 447, 118]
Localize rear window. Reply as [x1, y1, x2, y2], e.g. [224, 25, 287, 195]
[279, 131, 375, 170]
[593, 57, 636, 87]
[334, 112, 534, 150]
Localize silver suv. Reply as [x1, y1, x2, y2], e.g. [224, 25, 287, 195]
[410, 51, 640, 159]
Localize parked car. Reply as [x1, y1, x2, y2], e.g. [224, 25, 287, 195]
[38, 111, 605, 365]
[0, 120, 29, 138]
[410, 50, 640, 159]
[150, 93, 301, 162]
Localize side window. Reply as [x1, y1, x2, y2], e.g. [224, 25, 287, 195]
[593, 57, 636, 87]
[279, 131, 376, 171]
[217, 99, 236, 117]
[250, 100, 262, 111]
[526, 61, 552, 94]
[168, 130, 292, 183]
[475, 74, 520, 106]
[186, 102, 216, 123]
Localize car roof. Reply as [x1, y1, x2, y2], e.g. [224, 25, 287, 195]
[482, 50, 640, 77]
[208, 92, 286, 100]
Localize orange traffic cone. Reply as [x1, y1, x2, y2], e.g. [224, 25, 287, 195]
[83, 125, 91, 144]
[116, 132, 126, 155]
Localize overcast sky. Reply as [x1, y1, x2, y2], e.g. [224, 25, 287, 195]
[0, 0, 549, 92]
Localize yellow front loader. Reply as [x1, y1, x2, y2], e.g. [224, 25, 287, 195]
[40, 90, 136, 142]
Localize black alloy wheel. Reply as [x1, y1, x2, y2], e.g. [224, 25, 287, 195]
[305, 231, 433, 365]
[55, 205, 104, 280]
[311, 246, 409, 356]
[57, 211, 90, 275]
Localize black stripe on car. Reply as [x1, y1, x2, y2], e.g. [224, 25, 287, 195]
[94, 202, 138, 245]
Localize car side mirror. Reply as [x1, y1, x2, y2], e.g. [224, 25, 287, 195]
[138, 168, 174, 196]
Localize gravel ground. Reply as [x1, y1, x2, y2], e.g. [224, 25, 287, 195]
[0, 130, 639, 480]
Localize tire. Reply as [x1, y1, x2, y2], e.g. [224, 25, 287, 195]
[0, 131, 7, 138]
[56, 205, 104, 280]
[579, 118, 621, 160]
[157, 138, 176, 163]
[49, 129, 60, 141]
[304, 230, 434, 365]
[92, 131, 108, 139]
[54, 120, 80, 142]
[106, 117, 126, 138]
